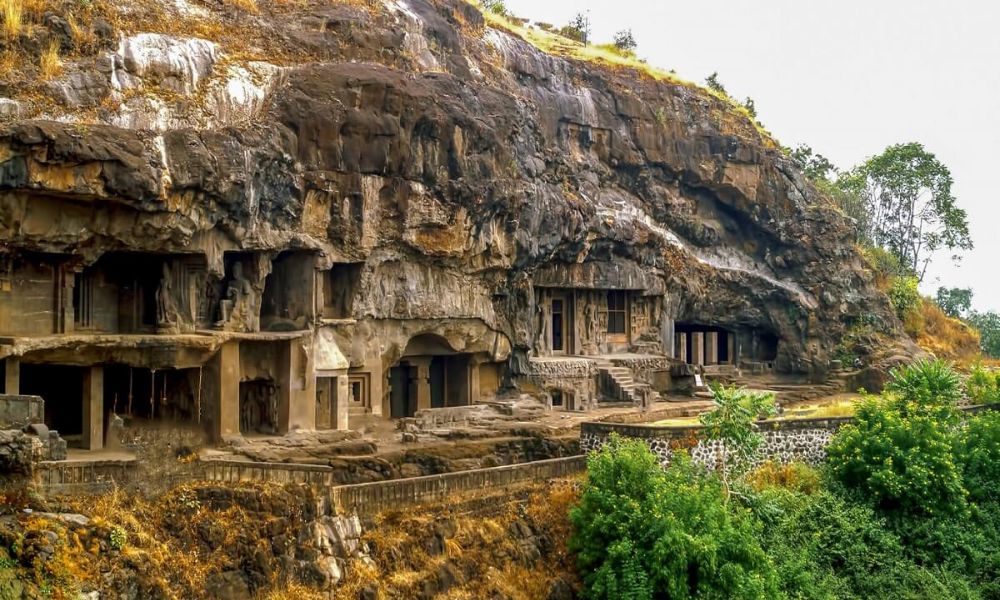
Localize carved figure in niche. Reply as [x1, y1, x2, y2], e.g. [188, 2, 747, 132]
[216, 262, 260, 331]
[156, 262, 178, 327]
[534, 302, 548, 355]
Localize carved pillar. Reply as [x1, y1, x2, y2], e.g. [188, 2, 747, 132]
[691, 332, 705, 366]
[4, 358, 19, 395]
[409, 357, 432, 411]
[210, 341, 241, 442]
[727, 335, 735, 366]
[82, 366, 104, 451]
[332, 374, 349, 431]
[468, 356, 482, 405]
[277, 338, 316, 434]
[705, 332, 719, 366]
[675, 333, 687, 363]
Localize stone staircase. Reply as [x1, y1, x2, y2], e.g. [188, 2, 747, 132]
[594, 359, 660, 406]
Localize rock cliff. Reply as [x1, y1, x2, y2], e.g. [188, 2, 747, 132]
[0, 0, 914, 378]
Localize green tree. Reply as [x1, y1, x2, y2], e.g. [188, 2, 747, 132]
[742, 97, 757, 119]
[612, 29, 636, 52]
[935, 287, 973, 319]
[968, 310, 1000, 358]
[705, 71, 727, 95]
[790, 144, 838, 182]
[699, 385, 776, 501]
[481, 0, 508, 16]
[559, 12, 590, 43]
[836, 142, 972, 281]
[569, 435, 779, 599]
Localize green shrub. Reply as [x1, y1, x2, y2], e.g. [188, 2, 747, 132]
[957, 411, 1000, 504]
[699, 385, 776, 498]
[569, 435, 778, 599]
[826, 395, 967, 520]
[884, 358, 963, 417]
[888, 275, 922, 321]
[964, 365, 1000, 404]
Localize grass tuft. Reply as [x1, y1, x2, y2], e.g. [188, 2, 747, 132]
[38, 39, 62, 80]
[1, 0, 23, 39]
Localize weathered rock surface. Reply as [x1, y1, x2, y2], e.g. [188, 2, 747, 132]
[0, 0, 915, 377]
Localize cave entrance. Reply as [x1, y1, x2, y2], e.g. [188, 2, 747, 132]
[261, 251, 316, 332]
[21, 363, 85, 439]
[321, 263, 364, 320]
[673, 323, 736, 366]
[388, 334, 478, 418]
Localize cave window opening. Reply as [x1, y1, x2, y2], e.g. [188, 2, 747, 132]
[322, 263, 364, 319]
[551, 389, 563, 408]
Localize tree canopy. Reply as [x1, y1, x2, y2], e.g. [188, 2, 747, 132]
[835, 142, 972, 281]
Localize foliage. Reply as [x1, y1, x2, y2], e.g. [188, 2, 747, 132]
[569, 436, 778, 599]
[967, 310, 1000, 358]
[936, 286, 973, 319]
[559, 12, 589, 44]
[699, 385, 776, 499]
[705, 71, 727, 95]
[883, 358, 963, 416]
[835, 142, 972, 281]
[612, 28, 636, 52]
[108, 525, 127, 551]
[742, 96, 757, 119]
[887, 275, 921, 322]
[860, 245, 907, 287]
[481, 0, 508, 16]
[827, 361, 967, 520]
[956, 410, 1000, 504]
[790, 144, 837, 182]
[964, 365, 1000, 405]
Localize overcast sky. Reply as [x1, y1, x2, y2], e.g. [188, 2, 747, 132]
[503, 0, 1000, 311]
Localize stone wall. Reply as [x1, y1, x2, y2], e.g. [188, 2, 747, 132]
[519, 358, 598, 410]
[580, 417, 854, 468]
[0, 395, 44, 428]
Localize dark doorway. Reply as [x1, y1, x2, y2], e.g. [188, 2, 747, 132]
[551, 298, 565, 352]
[22, 364, 84, 436]
[430, 357, 446, 409]
[389, 365, 414, 418]
[718, 331, 730, 363]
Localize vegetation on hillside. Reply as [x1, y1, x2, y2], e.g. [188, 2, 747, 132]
[571, 360, 1000, 599]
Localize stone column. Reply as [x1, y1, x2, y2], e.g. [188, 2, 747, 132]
[675, 333, 687, 363]
[468, 356, 482, 405]
[82, 366, 104, 451]
[691, 332, 705, 366]
[409, 357, 432, 411]
[332, 374, 349, 431]
[727, 335, 736, 365]
[210, 341, 240, 442]
[662, 317, 675, 359]
[4, 357, 19, 395]
[705, 332, 719, 366]
[277, 338, 316, 434]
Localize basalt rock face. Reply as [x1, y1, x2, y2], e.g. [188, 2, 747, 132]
[0, 0, 913, 376]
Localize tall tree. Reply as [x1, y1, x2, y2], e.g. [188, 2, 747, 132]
[935, 286, 973, 319]
[612, 29, 636, 52]
[836, 143, 972, 281]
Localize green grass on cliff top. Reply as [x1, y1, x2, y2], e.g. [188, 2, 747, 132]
[472, 3, 776, 146]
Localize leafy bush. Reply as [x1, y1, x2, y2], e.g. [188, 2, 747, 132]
[569, 435, 778, 599]
[888, 275, 922, 322]
[827, 395, 967, 520]
[612, 29, 636, 52]
[884, 358, 962, 416]
[957, 410, 1000, 504]
[964, 365, 1000, 404]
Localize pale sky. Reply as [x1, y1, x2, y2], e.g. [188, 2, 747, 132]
[504, 0, 1000, 311]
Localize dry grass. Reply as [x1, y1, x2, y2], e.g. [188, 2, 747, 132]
[38, 39, 62, 80]
[747, 460, 822, 494]
[1, 0, 23, 39]
[912, 299, 982, 366]
[227, 0, 259, 14]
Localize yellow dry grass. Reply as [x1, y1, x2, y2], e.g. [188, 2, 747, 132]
[1, 0, 23, 39]
[38, 39, 62, 80]
[227, 0, 259, 14]
[913, 299, 983, 366]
